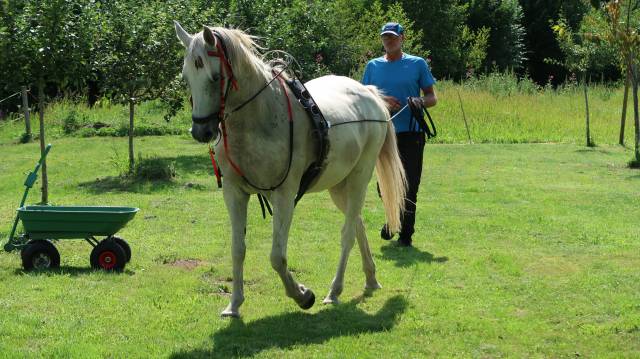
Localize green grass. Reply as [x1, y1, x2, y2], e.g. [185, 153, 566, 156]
[0, 136, 638, 357]
[0, 81, 635, 147]
[432, 81, 631, 145]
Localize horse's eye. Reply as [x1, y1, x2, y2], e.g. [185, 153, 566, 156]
[211, 74, 221, 82]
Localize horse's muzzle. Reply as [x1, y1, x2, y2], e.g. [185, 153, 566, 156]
[191, 113, 220, 143]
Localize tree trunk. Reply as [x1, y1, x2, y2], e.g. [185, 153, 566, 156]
[38, 81, 48, 204]
[128, 98, 135, 175]
[21, 86, 31, 140]
[632, 63, 640, 162]
[583, 76, 592, 147]
[620, 67, 630, 146]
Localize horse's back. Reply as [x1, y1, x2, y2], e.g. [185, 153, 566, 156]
[305, 75, 388, 124]
[303, 75, 389, 192]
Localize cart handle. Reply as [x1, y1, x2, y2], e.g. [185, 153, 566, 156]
[5, 144, 52, 252]
[24, 144, 52, 188]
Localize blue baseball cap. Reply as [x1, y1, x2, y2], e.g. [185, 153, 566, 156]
[380, 22, 404, 36]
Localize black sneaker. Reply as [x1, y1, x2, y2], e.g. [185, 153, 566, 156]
[380, 224, 394, 240]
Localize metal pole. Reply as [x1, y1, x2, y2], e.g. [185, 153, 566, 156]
[456, 89, 472, 144]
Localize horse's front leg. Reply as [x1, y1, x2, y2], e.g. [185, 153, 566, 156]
[221, 184, 249, 318]
[270, 191, 316, 310]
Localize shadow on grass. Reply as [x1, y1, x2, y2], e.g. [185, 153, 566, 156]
[377, 244, 448, 268]
[170, 295, 408, 358]
[13, 266, 135, 276]
[574, 147, 613, 155]
[79, 154, 211, 193]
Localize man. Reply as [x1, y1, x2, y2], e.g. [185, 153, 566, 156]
[362, 22, 437, 247]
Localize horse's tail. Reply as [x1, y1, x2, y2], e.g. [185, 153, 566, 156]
[366, 86, 407, 234]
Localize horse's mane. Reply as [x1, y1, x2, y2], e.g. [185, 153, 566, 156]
[188, 27, 273, 82]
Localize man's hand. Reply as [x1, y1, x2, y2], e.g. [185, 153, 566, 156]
[408, 96, 424, 110]
[382, 96, 402, 112]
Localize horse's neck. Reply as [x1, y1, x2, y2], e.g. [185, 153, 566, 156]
[222, 69, 290, 146]
[219, 70, 299, 187]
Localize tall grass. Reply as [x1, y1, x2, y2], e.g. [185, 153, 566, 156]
[0, 98, 192, 144]
[0, 73, 631, 146]
[434, 73, 628, 145]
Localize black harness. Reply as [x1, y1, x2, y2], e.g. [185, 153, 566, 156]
[407, 97, 437, 139]
[255, 78, 330, 218]
[285, 78, 330, 205]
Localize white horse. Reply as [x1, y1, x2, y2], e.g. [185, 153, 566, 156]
[174, 22, 407, 317]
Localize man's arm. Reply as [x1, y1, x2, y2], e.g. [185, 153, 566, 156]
[421, 86, 437, 108]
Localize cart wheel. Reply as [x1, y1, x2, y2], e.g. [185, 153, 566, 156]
[111, 236, 131, 263]
[21, 240, 60, 271]
[90, 240, 126, 272]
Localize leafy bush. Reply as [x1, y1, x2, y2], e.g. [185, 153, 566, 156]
[62, 110, 85, 134]
[19, 132, 32, 143]
[133, 155, 176, 181]
[464, 70, 540, 96]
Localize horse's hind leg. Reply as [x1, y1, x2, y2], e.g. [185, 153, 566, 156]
[324, 176, 375, 304]
[221, 184, 249, 318]
[270, 191, 316, 310]
[355, 216, 381, 290]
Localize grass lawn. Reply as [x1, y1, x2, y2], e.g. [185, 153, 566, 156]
[0, 136, 638, 358]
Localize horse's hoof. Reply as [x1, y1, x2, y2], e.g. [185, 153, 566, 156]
[365, 281, 382, 290]
[299, 289, 315, 310]
[220, 306, 240, 318]
[322, 295, 339, 305]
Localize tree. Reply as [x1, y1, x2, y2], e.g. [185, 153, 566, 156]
[466, 0, 526, 72]
[4, 0, 96, 203]
[519, 0, 591, 83]
[600, 0, 640, 163]
[550, 14, 611, 146]
[98, 0, 183, 174]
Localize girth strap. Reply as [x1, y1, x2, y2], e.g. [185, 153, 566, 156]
[285, 78, 331, 205]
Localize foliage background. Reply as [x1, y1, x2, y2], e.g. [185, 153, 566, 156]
[0, 0, 633, 113]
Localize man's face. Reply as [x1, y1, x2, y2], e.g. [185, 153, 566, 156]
[382, 34, 403, 53]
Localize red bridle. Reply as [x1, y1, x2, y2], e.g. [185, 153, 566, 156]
[201, 32, 293, 190]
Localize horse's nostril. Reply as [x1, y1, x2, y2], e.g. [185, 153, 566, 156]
[204, 130, 213, 139]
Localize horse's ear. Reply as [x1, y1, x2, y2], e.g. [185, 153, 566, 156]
[174, 21, 192, 48]
[203, 26, 217, 47]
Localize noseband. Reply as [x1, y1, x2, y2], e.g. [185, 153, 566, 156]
[191, 30, 238, 125]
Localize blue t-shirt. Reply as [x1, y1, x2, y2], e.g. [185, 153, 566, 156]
[362, 53, 436, 133]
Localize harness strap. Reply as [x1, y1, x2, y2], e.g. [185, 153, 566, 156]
[208, 144, 222, 188]
[220, 70, 294, 190]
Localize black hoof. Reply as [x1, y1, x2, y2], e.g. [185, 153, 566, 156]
[299, 289, 315, 310]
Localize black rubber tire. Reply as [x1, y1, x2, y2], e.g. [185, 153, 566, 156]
[111, 236, 131, 263]
[90, 239, 126, 272]
[21, 240, 60, 271]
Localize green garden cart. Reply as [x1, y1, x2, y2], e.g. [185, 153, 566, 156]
[4, 144, 139, 271]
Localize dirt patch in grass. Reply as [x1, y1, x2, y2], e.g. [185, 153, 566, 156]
[525, 256, 581, 278]
[167, 259, 202, 270]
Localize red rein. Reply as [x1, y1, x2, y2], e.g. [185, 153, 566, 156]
[205, 39, 293, 188]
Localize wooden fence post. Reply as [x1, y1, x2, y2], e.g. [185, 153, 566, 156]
[21, 86, 31, 140]
[38, 81, 48, 204]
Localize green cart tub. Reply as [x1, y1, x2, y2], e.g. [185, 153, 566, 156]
[18, 206, 139, 240]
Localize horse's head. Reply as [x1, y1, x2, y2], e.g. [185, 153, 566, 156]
[175, 21, 230, 143]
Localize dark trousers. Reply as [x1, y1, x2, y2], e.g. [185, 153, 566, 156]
[396, 131, 425, 241]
